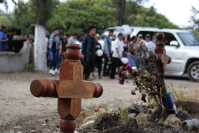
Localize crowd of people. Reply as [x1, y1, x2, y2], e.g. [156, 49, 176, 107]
[0, 26, 34, 53]
[46, 26, 156, 81]
[1, 25, 156, 81]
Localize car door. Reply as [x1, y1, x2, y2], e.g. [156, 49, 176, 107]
[162, 32, 184, 74]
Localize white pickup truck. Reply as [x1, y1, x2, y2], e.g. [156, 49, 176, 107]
[98, 26, 199, 82]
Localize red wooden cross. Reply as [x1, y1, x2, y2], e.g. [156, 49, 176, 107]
[155, 32, 171, 79]
[30, 44, 103, 133]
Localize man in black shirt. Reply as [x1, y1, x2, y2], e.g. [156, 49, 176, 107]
[81, 26, 96, 81]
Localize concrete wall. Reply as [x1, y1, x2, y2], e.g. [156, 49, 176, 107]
[0, 42, 29, 73]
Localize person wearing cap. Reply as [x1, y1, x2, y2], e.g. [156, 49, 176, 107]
[68, 33, 78, 44]
[137, 34, 147, 57]
[144, 34, 156, 57]
[110, 33, 124, 79]
[103, 30, 113, 76]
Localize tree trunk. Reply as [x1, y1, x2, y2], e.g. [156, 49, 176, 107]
[34, 24, 47, 71]
[115, 0, 126, 26]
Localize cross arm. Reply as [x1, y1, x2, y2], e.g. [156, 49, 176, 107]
[30, 79, 59, 98]
[57, 81, 103, 99]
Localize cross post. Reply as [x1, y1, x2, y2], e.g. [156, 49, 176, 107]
[30, 44, 103, 133]
[155, 32, 171, 80]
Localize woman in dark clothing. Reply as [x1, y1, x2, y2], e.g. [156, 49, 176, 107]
[11, 29, 25, 53]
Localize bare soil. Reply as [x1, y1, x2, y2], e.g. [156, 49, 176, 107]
[0, 71, 199, 133]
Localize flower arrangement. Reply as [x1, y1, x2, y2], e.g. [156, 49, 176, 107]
[118, 50, 167, 105]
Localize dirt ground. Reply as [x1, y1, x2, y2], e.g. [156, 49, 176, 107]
[0, 71, 199, 132]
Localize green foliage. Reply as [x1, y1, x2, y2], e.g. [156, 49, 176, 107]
[0, 12, 15, 27]
[8, 0, 179, 34]
[26, 63, 34, 72]
[47, 0, 115, 34]
[13, 0, 35, 34]
[167, 84, 186, 101]
[121, 108, 129, 119]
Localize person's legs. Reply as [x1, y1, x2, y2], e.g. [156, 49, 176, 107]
[55, 50, 61, 73]
[127, 52, 135, 67]
[103, 54, 108, 76]
[49, 49, 54, 70]
[97, 61, 102, 78]
[110, 57, 118, 79]
[133, 55, 140, 69]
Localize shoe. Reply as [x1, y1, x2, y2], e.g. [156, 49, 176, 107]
[49, 69, 53, 74]
[99, 76, 102, 79]
[84, 78, 92, 81]
[55, 69, 60, 73]
[51, 70, 55, 75]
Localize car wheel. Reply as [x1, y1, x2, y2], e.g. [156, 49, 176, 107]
[188, 61, 199, 82]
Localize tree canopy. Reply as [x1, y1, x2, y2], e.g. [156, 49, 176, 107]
[1, 0, 179, 35]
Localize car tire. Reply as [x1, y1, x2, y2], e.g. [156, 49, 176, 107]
[188, 61, 199, 82]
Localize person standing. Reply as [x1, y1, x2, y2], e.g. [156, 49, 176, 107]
[11, 29, 26, 53]
[81, 26, 97, 81]
[46, 27, 62, 75]
[62, 34, 70, 53]
[68, 33, 78, 44]
[127, 36, 140, 68]
[0, 26, 8, 51]
[76, 35, 83, 48]
[95, 36, 103, 79]
[110, 33, 124, 79]
[144, 34, 156, 57]
[103, 30, 113, 76]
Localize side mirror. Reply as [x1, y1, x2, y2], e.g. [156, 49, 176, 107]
[170, 40, 179, 47]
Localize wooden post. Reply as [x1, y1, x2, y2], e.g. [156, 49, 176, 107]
[155, 32, 171, 81]
[30, 44, 103, 133]
[154, 32, 172, 118]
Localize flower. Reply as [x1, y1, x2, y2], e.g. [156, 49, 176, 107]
[131, 89, 136, 95]
[151, 75, 156, 83]
[132, 67, 137, 70]
[125, 65, 132, 72]
[119, 66, 124, 71]
[118, 77, 125, 85]
[132, 71, 138, 77]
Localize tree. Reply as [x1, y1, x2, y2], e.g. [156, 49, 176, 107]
[30, 0, 55, 71]
[115, 0, 126, 26]
[47, 0, 115, 34]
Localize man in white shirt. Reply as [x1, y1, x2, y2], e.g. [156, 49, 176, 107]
[144, 34, 156, 57]
[110, 33, 124, 79]
[68, 33, 78, 44]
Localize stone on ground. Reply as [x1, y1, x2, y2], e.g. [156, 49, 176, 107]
[178, 110, 191, 121]
[136, 113, 154, 127]
[93, 113, 120, 130]
[163, 114, 181, 128]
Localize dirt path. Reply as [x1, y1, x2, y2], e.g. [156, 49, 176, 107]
[0, 72, 198, 128]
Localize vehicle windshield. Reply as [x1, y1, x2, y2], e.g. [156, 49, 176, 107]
[177, 32, 199, 46]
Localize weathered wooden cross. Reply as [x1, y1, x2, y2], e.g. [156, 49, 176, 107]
[155, 32, 171, 80]
[30, 44, 103, 133]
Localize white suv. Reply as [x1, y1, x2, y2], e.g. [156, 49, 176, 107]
[99, 27, 199, 82]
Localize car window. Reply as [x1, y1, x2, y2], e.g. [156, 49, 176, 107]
[100, 29, 119, 40]
[101, 28, 134, 40]
[136, 31, 155, 43]
[177, 32, 199, 46]
[156, 32, 177, 46]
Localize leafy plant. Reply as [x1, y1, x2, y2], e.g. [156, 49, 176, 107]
[118, 49, 167, 111]
[167, 84, 186, 101]
[27, 63, 34, 72]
